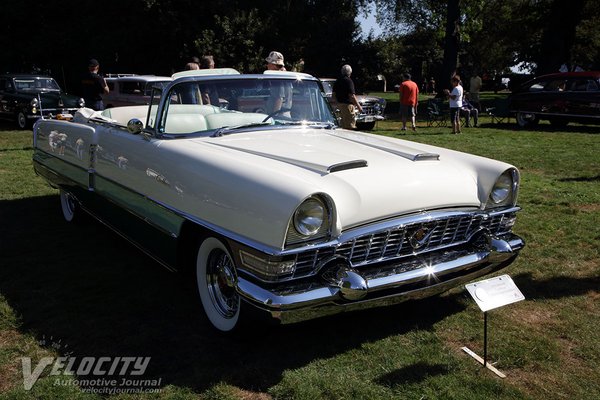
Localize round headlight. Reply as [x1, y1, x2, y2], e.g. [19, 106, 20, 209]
[30, 98, 39, 108]
[490, 172, 514, 205]
[293, 197, 326, 236]
[78, 98, 85, 108]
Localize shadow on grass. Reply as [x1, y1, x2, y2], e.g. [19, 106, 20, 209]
[0, 195, 470, 393]
[375, 362, 450, 388]
[6, 196, 597, 393]
[558, 175, 600, 183]
[477, 121, 600, 134]
[512, 272, 600, 301]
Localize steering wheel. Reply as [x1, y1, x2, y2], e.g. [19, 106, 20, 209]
[262, 107, 293, 123]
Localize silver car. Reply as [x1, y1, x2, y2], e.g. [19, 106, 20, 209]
[320, 78, 386, 130]
[104, 74, 172, 108]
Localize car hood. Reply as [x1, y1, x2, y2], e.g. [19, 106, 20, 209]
[357, 94, 383, 103]
[189, 128, 509, 231]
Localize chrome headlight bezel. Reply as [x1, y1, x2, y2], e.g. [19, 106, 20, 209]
[486, 168, 519, 208]
[78, 98, 85, 108]
[30, 98, 39, 108]
[294, 197, 326, 236]
[285, 195, 333, 247]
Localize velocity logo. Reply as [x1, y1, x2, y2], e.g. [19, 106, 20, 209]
[21, 356, 151, 390]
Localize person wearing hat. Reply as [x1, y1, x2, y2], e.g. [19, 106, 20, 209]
[81, 58, 109, 111]
[333, 64, 362, 129]
[264, 51, 292, 115]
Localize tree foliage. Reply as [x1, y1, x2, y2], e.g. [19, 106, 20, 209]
[372, 0, 600, 89]
[1, 0, 598, 95]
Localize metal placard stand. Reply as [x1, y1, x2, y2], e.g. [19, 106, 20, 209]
[462, 274, 525, 378]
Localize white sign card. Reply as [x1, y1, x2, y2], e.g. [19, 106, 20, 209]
[465, 274, 525, 312]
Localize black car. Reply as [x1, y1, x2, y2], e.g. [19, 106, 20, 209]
[509, 71, 600, 128]
[0, 74, 84, 129]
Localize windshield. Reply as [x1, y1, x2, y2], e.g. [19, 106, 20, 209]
[14, 78, 61, 92]
[158, 77, 336, 136]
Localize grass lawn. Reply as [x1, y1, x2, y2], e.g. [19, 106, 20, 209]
[0, 109, 598, 399]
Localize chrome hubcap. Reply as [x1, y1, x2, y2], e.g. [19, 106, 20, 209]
[206, 249, 239, 318]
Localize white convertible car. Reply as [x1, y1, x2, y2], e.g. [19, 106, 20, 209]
[33, 69, 525, 331]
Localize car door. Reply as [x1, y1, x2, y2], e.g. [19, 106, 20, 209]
[566, 78, 600, 119]
[0, 78, 18, 119]
[93, 125, 183, 265]
[540, 79, 570, 115]
[0, 78, 8, 119]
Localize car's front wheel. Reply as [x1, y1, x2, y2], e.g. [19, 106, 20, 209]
[196, 237, 241, 332]
[17, 111, 30, 130]
[516, 112, 539, 128]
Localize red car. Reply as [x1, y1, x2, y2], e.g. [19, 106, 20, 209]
[509, 71, 600, 128]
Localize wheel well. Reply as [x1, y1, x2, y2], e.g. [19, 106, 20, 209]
[176, 220, 212, 273]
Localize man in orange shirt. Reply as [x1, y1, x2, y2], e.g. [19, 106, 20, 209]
[399, 73, 419, 131]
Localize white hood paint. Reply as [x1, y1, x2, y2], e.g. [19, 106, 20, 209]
[157, 127, 514, 250]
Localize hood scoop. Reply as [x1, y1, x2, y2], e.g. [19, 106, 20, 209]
[328, 160, 368, 173]
[207, 142, 367, 174]
[330, 132, 440, 161]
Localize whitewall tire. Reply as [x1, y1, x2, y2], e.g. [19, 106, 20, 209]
[196, 237, 241, 332]
[60, 190, 78, 222]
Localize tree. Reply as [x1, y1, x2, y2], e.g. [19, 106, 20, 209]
[537, 0, 586, 73]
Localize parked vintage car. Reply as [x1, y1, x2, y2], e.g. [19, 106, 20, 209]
[104, 74, 172, 108]
[509, 71, 600, 127]
[33, 69, 525, 331]
[0, 73, 84, 129]
[320, 78, 386, 130]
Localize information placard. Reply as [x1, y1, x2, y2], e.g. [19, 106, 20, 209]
[465, 274, 524, 312]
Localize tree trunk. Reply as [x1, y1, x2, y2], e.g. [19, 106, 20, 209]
[537, 0, 585, 74]
[438, 0, 461, 94]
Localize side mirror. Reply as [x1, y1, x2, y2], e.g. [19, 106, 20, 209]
[127, 118, 144, 134]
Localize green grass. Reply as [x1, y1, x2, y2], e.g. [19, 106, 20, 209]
[0, 112, 599, 400]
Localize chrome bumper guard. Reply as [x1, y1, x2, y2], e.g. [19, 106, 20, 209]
[236, 232, 524, 324]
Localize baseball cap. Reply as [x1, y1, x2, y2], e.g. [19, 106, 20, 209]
[265, 51, 284, 66]
[88, 59, 99, 67]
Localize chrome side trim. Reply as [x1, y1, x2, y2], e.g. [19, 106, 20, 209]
[93, 174, 182, 239]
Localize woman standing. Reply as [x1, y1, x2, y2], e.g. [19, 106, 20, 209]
[444, 76, 463, 134]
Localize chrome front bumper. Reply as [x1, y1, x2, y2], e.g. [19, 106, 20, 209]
[236, 232, 524, 324]
[356, 114, 385, 123]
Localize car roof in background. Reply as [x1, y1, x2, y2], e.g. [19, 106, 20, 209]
[106, 75, 172, 82]
[171, 68, 240, 79]
[1, 73, 54, 79]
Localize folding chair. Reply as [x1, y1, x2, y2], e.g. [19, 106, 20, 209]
[486, 97, 513, 123]
[426, 98, 448, 127]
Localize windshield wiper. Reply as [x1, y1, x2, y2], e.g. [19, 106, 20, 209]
[211, 122, 273, 137]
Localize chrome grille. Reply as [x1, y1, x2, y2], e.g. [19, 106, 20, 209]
[360, 103, 382, 116]
[291, 210, 517, 278]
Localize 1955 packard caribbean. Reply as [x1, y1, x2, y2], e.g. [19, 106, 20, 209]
[33, 69, 525, 331]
